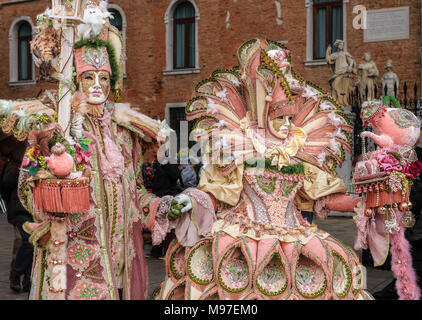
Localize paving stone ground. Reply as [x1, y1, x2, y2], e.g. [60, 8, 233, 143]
[0, 213, 393, 300]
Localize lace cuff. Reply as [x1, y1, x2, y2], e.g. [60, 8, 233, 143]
[314, 196, 329, 219]
[151, 196, 175, 245]
[353, 199, 369, 251]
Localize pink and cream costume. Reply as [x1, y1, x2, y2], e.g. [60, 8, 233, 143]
[152, 39, 373, 300]
[20, 106, 164, 300]
[3, 7, 173, 299]
[352, 98, 422, 300]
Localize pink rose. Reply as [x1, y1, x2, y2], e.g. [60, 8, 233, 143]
[21, 156, 30, 168]
[75, 143, 92, 165]
[402, 160, 422, 180]
[375, 152, 402, 173]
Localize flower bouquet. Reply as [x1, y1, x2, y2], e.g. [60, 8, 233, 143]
[22, 125, 93, 214]
[353, 143, 422, 226]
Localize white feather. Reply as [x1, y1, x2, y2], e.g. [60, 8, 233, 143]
[320, 102, 334, 110]
[317, 152, 326, 165]
[301, 86, 319, 100]
[216, 88, 228, 100]
[11, 109, 26, 117]
[329, 138, 341, 153]
[207, 98, 218, 114]
[70, 114, 84, 140]
[328, 111, 344, 127]
[77, 2, 112, 40]
[335, 128, 347, 141]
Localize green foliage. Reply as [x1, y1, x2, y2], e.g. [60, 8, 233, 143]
[48, 134, 76, 158]
[382, 96, 402, 109]
[78, 136, 93, 152]
[389, 152, 402, 162]
[244, 158, 305, 174]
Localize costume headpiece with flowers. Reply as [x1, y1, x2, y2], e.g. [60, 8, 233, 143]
[360, 99, 386, 127]
[72, 0, 125, 100]
[1, 0, 171, 182]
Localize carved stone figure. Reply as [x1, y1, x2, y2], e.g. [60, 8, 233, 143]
[326, 40, 356, 108]
[380, 60, 400, 98]
[358, 52, 379, 101]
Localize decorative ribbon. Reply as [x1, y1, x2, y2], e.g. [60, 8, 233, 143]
[266, 126, 307, 169]
[240, 117, 307, 169]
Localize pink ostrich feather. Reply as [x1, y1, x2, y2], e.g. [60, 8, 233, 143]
[390, 210, 421, 300]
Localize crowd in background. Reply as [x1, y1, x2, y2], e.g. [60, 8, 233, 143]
[141, 148, 203, 258]
[0, 136, 33, 295]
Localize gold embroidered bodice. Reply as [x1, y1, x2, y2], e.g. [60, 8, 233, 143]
[241, 168, 305, 227]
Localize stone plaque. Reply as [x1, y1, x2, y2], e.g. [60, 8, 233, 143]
[364, 7, 409, 43]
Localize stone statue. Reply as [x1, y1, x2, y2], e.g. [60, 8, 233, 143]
[380, 60, 399, 98]
[358, 52, 379, 101]
[326, 39, 356, 108]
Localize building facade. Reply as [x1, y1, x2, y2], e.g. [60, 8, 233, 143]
[0, 0, 420, 134]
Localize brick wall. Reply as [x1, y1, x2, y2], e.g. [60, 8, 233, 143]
[0, 0, 420, 121]
[346, 0, 421, 98]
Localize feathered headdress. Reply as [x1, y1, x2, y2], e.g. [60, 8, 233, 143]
[186, 38, 353, 174]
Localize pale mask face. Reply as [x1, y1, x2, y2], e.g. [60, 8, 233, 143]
[271, 115, 292, 139]
[80, 70, 110, 105]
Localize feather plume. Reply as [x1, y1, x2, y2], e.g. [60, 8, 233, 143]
[71, 91, 89, 115]
[113, 103, 173, 143]
[28, 122, 61, 156]
[77, 1, 113, 40]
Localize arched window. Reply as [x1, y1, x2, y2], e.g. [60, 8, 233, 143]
[313, 0, 343, 59]
[173, 1, 195, 69]
[18, 22, 33, 81]
[9, 17, 35, 84]
[109, 8, 123, 34]
[107, 4, 127, 77]
[163, 0, 200, 75]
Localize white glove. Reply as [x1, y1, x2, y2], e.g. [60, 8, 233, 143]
[168, 194, 192, 220]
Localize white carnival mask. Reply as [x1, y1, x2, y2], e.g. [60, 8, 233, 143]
[80, 70, 110, 105]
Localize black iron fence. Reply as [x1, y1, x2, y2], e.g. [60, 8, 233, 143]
[350, 82, 421, 112]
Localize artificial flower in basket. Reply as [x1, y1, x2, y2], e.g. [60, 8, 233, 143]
[21, 125, 93, 214]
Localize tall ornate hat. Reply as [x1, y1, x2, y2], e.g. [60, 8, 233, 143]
[186, 38, 353, 173]
[360, 99, 386, 125]
[268, 96, 301, 120]
[73, 0, 125, 99]
[74, 45, 112, 81]
[361, 96, 403, 127]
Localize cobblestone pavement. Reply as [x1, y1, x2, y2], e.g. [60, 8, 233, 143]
[0, 213, 393, 300]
